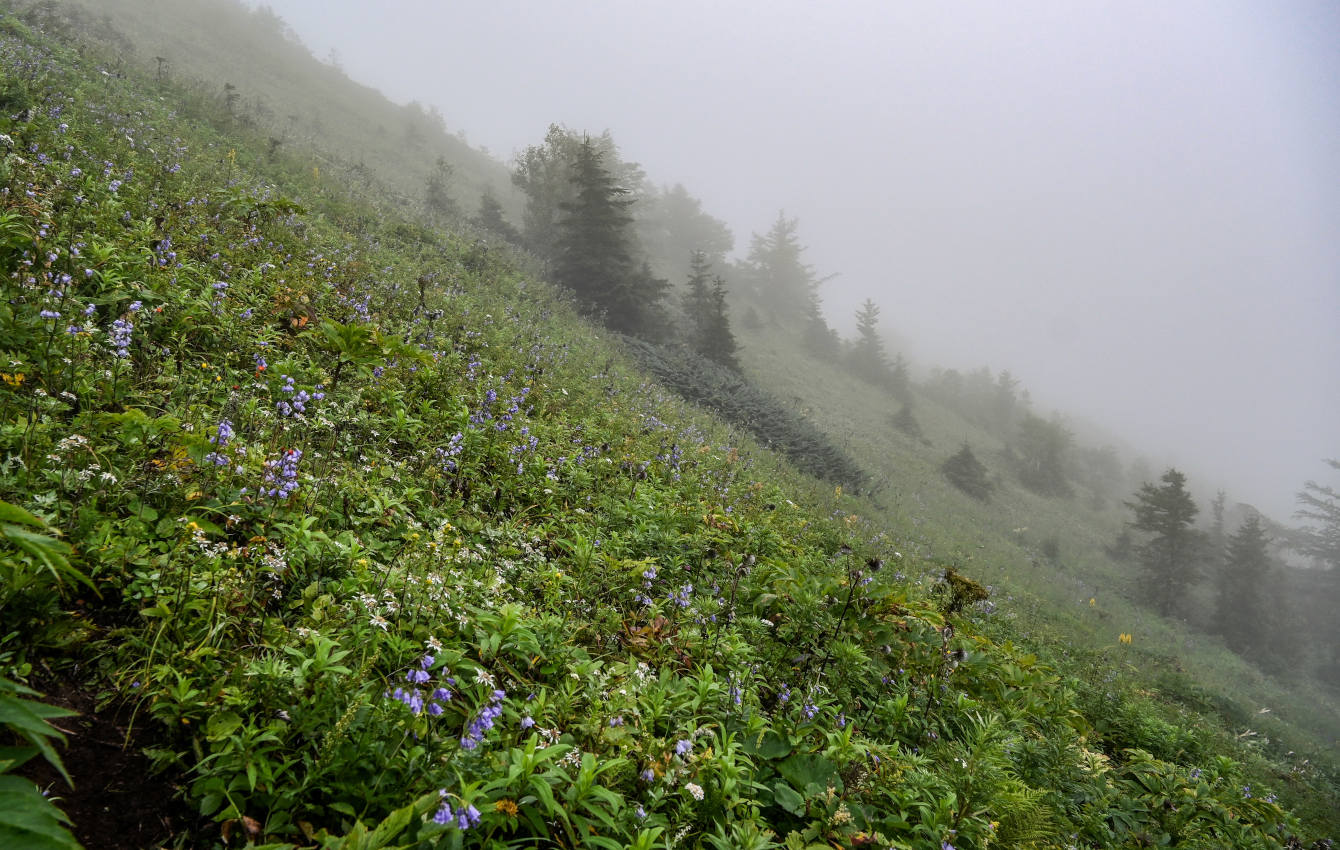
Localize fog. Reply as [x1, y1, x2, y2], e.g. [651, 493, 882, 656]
[252, 0, 1338, 519]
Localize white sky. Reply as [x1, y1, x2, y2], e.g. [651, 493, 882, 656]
[251, 0, 1339, 519]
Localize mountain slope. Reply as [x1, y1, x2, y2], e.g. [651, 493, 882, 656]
[0, 4, 1334, 849]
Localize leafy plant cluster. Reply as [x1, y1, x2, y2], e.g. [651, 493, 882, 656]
[0, 7, 1330, 849]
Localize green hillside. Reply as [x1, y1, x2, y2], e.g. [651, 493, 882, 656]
[0, 3, 1335, 849]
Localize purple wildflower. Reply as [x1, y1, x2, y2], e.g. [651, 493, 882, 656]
[110, 318, 133, 358]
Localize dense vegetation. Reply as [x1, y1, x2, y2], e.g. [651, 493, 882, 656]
[1, 2, 1336, 849]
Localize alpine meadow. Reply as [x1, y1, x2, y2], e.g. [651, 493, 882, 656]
[1, 2, 1337, 849]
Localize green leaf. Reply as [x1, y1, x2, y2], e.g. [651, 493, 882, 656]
[181, 515, 225, 536]
[0, 744, 38, 773]
[0, 500, 43, 527]
[0, 775, 82, 850]
[205, 710, 243, 741]
[743, 729, 793, 761]
[777, 752, 838, 792]
[772, 780, 806, 816]
[361, 797, 414, 848]
[527, 776, 564, 821]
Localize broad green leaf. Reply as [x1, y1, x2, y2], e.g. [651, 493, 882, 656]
[0, 500, 43, 527]
[205, 710, 243, 741]
[0, 775, 82, 850]
[772, 780, 805, 816]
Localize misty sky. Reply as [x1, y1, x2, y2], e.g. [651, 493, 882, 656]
[250, 0, 1339, 519]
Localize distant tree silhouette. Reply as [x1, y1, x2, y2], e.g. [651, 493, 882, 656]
[848, 298, 889, 385]
[639, 183, 734, 283]
[680, 251, 738, 368]
[513, 124, 646, 264]
[1294, 459, 1340, 685]
[745, 211, 837, 357]
[1015, 414, 1072, 497]
[682, 250, 714, 343]
[1126, 468, 1202, 619]
[701, 274, 739, 369]
[424, 156, 458, 219]
[890, 403, 923, 441]
[745, 212, 813, 310]
[512, 124, 583, 259]
[473, 188, 520, 243]
[554, 137, 665, 336]
[1295, 459, 1340, 571]
[888, 353, 912, 403]
[942, 442, 993, 501]
[1213, 512, 1275, 663]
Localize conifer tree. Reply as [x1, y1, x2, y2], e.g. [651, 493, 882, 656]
[681, 250, 714, 346]
[1294, 459, 1340, 685]
[701, 274, 740, 369]
[744, 212, 838, 357]
[1126, 468, 1202, 619]
[512, 124, 583, 260]
[680, 251, 738, 368]
[632, 260, 671, 342]
[554, 137, 663, 336]
[473, 188, 520, 244]
[848, 298, 888, 385]
[942, 442, 992, 501]
[745, 212, 811, 306]
[513, 125, 646, 263]
[889, 353, 912, 403]
[891, 402, 923, 440]
[992, 370, 1020, 428]
[1015, 414, 1073, 497]
[639, 183, 734, 282]
[1296, 459, 1340, 571]
[424, 156, 458, 219]
[1214, 513, 1275, 662]
[746, 212, 831, 318]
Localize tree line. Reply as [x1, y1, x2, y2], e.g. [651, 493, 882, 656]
[1120, 462, 1340, 686]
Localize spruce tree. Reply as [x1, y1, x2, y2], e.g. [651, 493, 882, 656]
[424, 156, 458, 219]
[632, 261, 671, 342]
[553, 137, 663, 336]
[849, 298, 888, 385]
[1296, 459, 1340, 571]
[745, 212, 810, 306]
[473, 188, 520, 244]
[1126, 468, 1202, 619]
[889, 353, 912, 403]
[701, 274, 740, 369]
[1214, 513, 1274, 661]
[681, 250, 714, 347]
[1294, 459, 1340, 685]
[1015, 414, 1073, 498]
[512, 123, 582, 260]
[681, 252, 739, 369]
[891, 403, 923, 440]
[745, 212, 831, 318]
[942, 443, 992, 501]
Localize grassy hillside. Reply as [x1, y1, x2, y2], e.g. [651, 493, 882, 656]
[54, 0, 522, 223]
[734, 316, 1340, 831]
[0, 3, 1335, 850]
